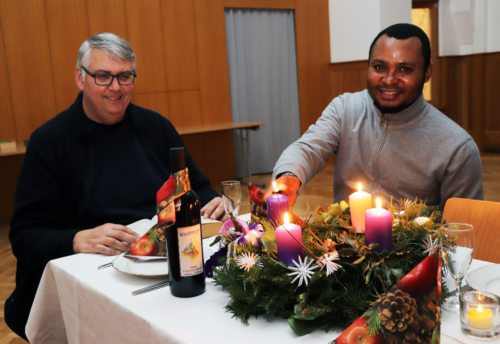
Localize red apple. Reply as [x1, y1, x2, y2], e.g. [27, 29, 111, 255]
[130, 234, 157, 256]
[334, 317, 383, 344]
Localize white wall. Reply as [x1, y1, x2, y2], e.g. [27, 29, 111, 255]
[328, 0, 411, 63]
[486, 0, 500, 53]
[439, 0, 500, 56]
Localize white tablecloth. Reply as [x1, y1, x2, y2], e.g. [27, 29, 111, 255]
[25, 220, 494, 343]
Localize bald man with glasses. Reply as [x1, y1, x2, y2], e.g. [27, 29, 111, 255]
[5, 32, 224, 339]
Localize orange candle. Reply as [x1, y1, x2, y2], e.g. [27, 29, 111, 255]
[349, 183, 372, 233]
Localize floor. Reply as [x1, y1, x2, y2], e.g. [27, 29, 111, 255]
[1, 154, 499, 343]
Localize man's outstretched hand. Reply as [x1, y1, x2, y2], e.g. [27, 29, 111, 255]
[263, 175, 301, 207]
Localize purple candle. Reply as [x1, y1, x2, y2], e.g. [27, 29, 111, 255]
[365, 198, 393, 253]
[275, 212, 303, 265]
[267, 182, 289, 225]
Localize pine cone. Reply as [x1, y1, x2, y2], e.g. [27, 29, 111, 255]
[402, 328, 420, 343]
[376, 289, 417, 333]
[406, 313, 434, 344]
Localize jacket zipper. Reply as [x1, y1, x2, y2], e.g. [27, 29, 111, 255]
[373, 115, 390, 183]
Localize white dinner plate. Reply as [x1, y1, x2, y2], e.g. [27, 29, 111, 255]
[466, 264, 500, 297]
[112, 253, 169, 277]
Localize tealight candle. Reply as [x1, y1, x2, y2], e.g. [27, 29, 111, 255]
[348, 183, 373, 233]
[267, 181, 289, 225]
[275, 212, 303, 265]
[468, 305, 493, 329]
[365, 198, 393, 253]
[460, 290, 500, 338]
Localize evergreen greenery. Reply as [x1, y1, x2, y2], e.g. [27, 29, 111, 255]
[209, 199, 445, 335]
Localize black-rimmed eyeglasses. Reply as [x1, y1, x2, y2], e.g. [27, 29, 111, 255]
[80, 65, 137, 86]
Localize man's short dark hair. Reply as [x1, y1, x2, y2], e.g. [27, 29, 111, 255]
[368, 23, 431, 71]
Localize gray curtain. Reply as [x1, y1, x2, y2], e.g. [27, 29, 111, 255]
[225, 8, 301, 176]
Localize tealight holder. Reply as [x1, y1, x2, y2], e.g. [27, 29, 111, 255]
[460, 290, 500, 339]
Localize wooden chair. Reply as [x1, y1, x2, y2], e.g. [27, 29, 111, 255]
[442, 197, 500, 263]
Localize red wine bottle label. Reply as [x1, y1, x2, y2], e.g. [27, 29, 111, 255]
[177, 224, 203, 277]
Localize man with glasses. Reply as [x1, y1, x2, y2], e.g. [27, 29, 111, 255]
[5, 32, 224, 339]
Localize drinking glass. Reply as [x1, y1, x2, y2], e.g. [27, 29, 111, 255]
[441, 223, 475, 312]
[221, 180, 241, 217]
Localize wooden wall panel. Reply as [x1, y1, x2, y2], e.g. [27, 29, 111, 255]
[295, 0, 333, 131]
[440, 58, 467, 127]
[484, 53, 500, 150]
[45, 0, 89, 111]
[125, 0, 168, 93]
[0, 0, 57, 142]
[167, 90, 202, 127]
[86, 0, 128, 38]
[161, 0, 199, 91]
[181, 134, 213, 185]
[193, 0, 234, 182]
[133, 92, 169, 118]
[0, 19, 16, 142]
[469, 54, 486, 146]
[185, 131, 234, 186]
[194, 0, 232, 124]
[329, 61, 367, 100]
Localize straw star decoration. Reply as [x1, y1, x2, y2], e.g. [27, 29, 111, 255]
[287, 256, 319, 287]
[318, 251, 342, 276]
[235, 252, 260, 272]
[422, 234, 442, 255]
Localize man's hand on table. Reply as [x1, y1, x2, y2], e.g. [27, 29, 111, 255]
[201, 196, 225, 220]
[73, 223, 139, 255]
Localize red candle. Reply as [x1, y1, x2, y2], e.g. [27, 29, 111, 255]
[365, 198, 393, 253]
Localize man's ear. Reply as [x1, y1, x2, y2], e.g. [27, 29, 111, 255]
[75, 68, 84, 90]
[424, 64, 432, 83]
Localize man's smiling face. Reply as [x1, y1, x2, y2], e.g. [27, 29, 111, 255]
[367, 34, 431, 114]
[76, 49, 135, 125]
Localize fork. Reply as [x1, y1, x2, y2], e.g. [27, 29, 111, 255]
[132, 280, 170, 295]
[97, 262, 113, 270]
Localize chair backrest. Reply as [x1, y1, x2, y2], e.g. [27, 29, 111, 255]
[442, 197, 500, 263]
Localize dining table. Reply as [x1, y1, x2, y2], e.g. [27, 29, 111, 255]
[25, 217, 496, 344]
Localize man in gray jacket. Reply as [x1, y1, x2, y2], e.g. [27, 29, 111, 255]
[272, 23, 483, 209]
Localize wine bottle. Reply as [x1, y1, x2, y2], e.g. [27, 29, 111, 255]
[166, 147, 206, 297]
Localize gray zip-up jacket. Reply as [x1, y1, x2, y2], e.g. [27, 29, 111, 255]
[273, 90, 483, 209]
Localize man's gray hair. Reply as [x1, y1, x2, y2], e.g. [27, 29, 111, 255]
[77, 32, 136, 69]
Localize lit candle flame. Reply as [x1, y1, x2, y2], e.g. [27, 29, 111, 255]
[357, 182, 362, 192]
[272, 181, 279, 193]
[375, 197, 382, 208]
[283, 212, 290, 225]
